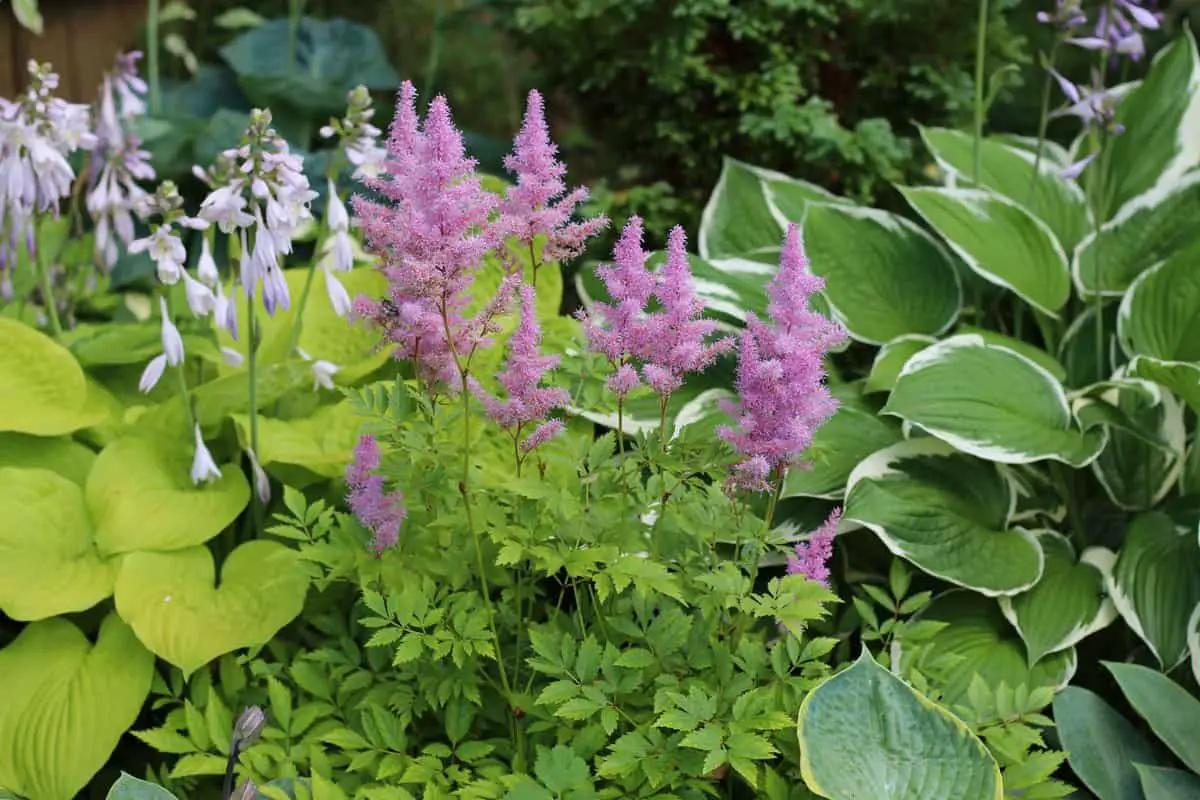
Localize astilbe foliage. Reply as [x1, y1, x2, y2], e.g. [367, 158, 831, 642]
[718, 224, 846, 492]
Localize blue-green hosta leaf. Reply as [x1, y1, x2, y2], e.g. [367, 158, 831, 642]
[0, 467, 115, 621]
[105, 773, 181, 800]
[1137, 765, 1200, 800]
[1074, 170, 1200, 297]
[1191, 604, 1200, 688]
[921, 591, 1076, 721]
[1105, 661, 1200, 774]
[1090, 388, 1186, 510]
[781, 406, 902, 500]
[0, 614, 155, 800]
[918, 127, 1089, 251]
[0, 432, 95, 485]
[844, 438, 1044, 595]
[796, 649, 1001, 800]
[998, 532, 1117, 665]
[901, 187, 1071, 316]
[1102, 29, 1200, 216]
[1108, 510, 1200, 669]
[1053, 686, 1160, 800]
[865, 335, 937, 394]
[114, 541, 309, 677]
[802, 203, 961, 344]
[1118, 239, 1200, 361]
[698, 158, 786, 259]
[86, 436, 250, 556]
[883, 335, 1107, 466]
[230, 400, 362, 479]
[0, 317, 106, 435]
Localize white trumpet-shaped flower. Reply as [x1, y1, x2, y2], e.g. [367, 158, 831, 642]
[323, 266, 351, 318]
[190, 424, 223, 485]
[159, 296, 185, 365]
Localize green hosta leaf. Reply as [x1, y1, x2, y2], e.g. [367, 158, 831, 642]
[1102, 30, 1200, 215]
[1136, 765, 1200, 800]
[0, 468, 115, 621]
[1108, 510, 1200, 669]
[998, 532, 1117, 665]
[114, 540, 309, 676]
[106, 773, 180, 800]
[1090, 388, 1186, 510]
[1074, 171, 1200, 297]
[1053, 686, 1160, 800]
[0, 317, 105, 435]
[796, 649, 1001, 800]
[1127, 357, 1200, 415]
[865, 335, 936, 394]
[901, 187, 1071, 316]
[781, 407, 901, 500]
[0, 433, 96, 485]
[685, 254, 773, 327]
[1190, 604, 1200, 688]
[0, 614, 155, 800]
[802, 203, 961, 344]
[921, 591, 1076, 720]
[763, 169, 854, 223]
[230, 400, 362, 478]
[1105, 661, 1200, 774]
[1060, 303, 1121, 389]
[1118, 240, 1200, 361]
[87, 436, 250, 555]
[844, 439, 1043, 595]
[918, 127, 1089, 251]
[883, 334, 1106, 466]
[699, 158, 786, 259]
[956, 326, 1068, 383]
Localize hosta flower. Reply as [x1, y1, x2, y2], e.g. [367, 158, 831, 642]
[196, 236, 219, 287]
[190, 424, 222, 485]
[129, 223, 187, 284]
[323, 266, 351, 317]
[298, 347, 340, 391]
[1072, 0, 1161, 61]
[1049, 68, 1125, 179]
[320, 85, 385, 180]
[1037, 0, 1087, 33]
[245, 449, 270, 503]
[182, 268, 215, 316]
[159, 296, 185, 365]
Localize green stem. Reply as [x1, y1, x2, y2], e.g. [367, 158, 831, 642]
[165, 290, 197, 434]
[1085, 129, 1108, 379]
[34, 228, 62, 336]
[1028, 43, 1061, 210]
[288, 0, 305, 67]
[287, 254, 320, 355]
[245, 284, 263, 536]
[972, 0, 990, 185]
[147, 0, 162, 115]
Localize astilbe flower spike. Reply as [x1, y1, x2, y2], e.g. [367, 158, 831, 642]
[346, 434, 407, 554]
[471, 283, 571, 455]
[718, 224, 845, 492]
[787, 508, 841, 588]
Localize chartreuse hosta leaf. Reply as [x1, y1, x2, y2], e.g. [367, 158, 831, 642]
[230, 400, 362, 479]
[918, 126, 1089, 252]
[998, 531, 1117, 665]
[87, 436, 250, 556]
[0, 614, 155, 800]
[1101, 29, 1200, 216]
[921, 591, 1076, 719]
[844, 438, 1044, 595]
[796, 649, 1001, 800]
[1137, 765, 1200, 800]
[1105, 661, 1200, 775]
[1108, 510, 1200, 669]
[1074, 170, 1200, 297]
[1053, 686, 1160, 800]
[0, 467, 115, 621]
[901, 187, 1071, 317]
[114, 540, 309, 676]
[0, 432, 96, 486]
[883, 334, 1107, 466]
[0, 317, 106, 435]
[802, 203, 961, 344]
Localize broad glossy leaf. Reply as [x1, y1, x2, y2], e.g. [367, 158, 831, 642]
[844, 439, 1043, 595]
[998, 532, 1117, 664]
[1108, 510, 1200, 669]
[0, 432, 95, 485]
[1102, 30, 1200, 215]
[230, 400, 362, 478]
[698, 158, 786, 259]
[1090, 388, 1185, 510]
[1060, 303, 1121, 389]
[1136, 765, 1200, 800]
[802, 203, 961, 344]
[956, 325, 1068, 383]
[87, 436, 250, 555]
[782, 407, 902, 500]
[115, 541, 309, 676]
[919, 127, 1089, 251]
[1191, 604, 1200, 688]
[921, 591, 1076, 719]
[884, 335, 1106, 466]
[144, 360, 314, 436]
[796, 649, 1001, 800]
[1053, 686, 1159, 800]
[763, 170, 854, 223]
[1118, 240, 1200, 361]
[902, 187, 1071, 316]
[0, 614, 154, 800]
[106, 773, 180, 800]
[0, 317, 104, 435]
[1127, 357, 1200, 416]
[1105, 661, 1200, 774]
[865, 335, 936, 394]
[1074, 171, 1200, 297]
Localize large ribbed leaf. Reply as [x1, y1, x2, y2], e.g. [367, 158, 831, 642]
[0, 318, 105, 435]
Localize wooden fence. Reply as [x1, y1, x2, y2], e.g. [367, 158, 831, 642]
[1, 0, 147, 101]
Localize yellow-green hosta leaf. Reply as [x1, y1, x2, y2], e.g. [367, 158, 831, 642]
[114, 541, 309, 676]
[0, 467, 115, 621]
[0, 433, 96, 485]
[0, 614, 154, 800]
[797, 649, 1001, 800]
[87, 436, 250, 556]
[0, 317, 105, 435]
[230, 400, 363, 478]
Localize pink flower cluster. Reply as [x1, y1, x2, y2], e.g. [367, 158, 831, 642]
[787, 508, 841, 588]
[717, 225, 845, 492]
[582, 217, 732, 399]
[346, 434, 407, 554]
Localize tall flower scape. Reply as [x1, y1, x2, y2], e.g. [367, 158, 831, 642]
[346, 81, 846, 577]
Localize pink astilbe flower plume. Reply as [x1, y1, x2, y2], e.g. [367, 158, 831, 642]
[499, 90, 607, 263]
[787, 508, 841, 588]
[718, 224, 845, 492]
[346, 434, 407, 554]
[351, 81, 503, 389]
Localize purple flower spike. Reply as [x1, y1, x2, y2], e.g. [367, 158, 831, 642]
[346, 434, 407, 554]
[787, 508, 841, 588]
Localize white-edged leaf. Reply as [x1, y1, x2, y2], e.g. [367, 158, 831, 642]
[1188, 603, 1200, 689]
[865, 335, 937, 394]
[1118, 239, 1200, 361]
[1090, 389, 1186, 510]
[782, 406, 902, 500]
[1127, 356, 1200, 415]
[699, 158, 785, 259]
